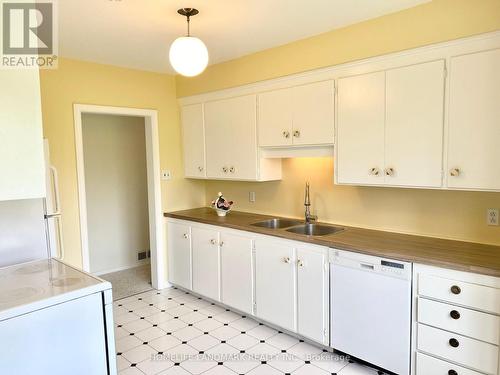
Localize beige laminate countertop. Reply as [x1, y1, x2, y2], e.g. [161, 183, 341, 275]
[164, 207, 500, 277]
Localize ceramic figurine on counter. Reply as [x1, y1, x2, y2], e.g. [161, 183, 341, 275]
[211, 192, 234, 216]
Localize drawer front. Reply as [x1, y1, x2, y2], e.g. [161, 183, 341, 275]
[418, 297, 500, 344]
[419, 274, 500, 314]
[416, 352, 484, 375]
[417, 324, 499, 374]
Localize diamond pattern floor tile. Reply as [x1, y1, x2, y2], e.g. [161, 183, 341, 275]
[193, 317, 224, 332]
[114, 288, 380, 375]
[137, 356, 174, 375]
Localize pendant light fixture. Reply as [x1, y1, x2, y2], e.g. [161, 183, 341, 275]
[169, 8, 209, 77]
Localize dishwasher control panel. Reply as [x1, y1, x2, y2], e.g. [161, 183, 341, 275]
[330, 248, 411, 280]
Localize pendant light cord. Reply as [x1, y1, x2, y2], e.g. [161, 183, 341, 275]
[186, 15, 190, 36]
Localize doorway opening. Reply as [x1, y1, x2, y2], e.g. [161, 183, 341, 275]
[74, 105, 165, 297]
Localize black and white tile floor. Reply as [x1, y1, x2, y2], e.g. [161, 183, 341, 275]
[113, 288, 380, 375]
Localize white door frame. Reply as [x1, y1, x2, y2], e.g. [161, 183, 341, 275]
[73, 104, 166, 289]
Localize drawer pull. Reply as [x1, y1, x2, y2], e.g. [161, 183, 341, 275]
[450, 285, 461, 295]
[448, 370, 458, 375]
[449, 338, 460, 348]
[449, 310, 460, 320]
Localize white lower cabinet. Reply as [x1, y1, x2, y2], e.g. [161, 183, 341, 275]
[254, 238, 297, 331]
[167, 221, 192, 290]
[416, 352, 484, 375]
[413, 264, 500, 375]
[166, 219, 329, 346]
[220, 231, 254, 314]
[192, 226, 220, 301]
[296, 245, 329, 345]
[254, 237, 329, 342]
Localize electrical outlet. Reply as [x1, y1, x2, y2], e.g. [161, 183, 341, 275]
[249, 191, 256, 203]
[161, 170, 172, 180]
[487, 208, 499, 226]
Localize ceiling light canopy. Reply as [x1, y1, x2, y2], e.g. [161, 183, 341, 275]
[169, 8, 209, 77]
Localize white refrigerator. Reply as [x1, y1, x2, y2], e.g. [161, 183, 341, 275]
[0, 140, 63, 267]
[0, 140, 117, 375]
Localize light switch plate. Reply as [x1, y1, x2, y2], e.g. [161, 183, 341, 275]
[161, 170, 172, 180]
[487, 208, 499, 226]
[249, 191, 256, 203]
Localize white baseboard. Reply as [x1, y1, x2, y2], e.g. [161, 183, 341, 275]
[93, 260, 151, 276]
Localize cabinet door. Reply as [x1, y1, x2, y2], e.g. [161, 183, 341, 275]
[192, 226, 220, 301]
[0, 69, 45, 201]
[167, 221, 192, 290]
[296, 246, 328, 344]
[255, 238, 296, 331]
[220, 231, 253, 314]
[258, 88, 293, 147]
[385, 60, 445, 187]
[204, 95, 258, 180]
[292, 80, 335, 146]
[181, 104, 206, 178]
[447, 49, 500, 190]
[337, 72, 386, 185]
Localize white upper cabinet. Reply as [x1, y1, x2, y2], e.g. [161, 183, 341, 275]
[0, 69, 46, 201]
[204, 94, 281, 181]
[385, 60, 445, 188]
[205, 95, 258, 180]
[258, 80, 334, 147]
[181, 104, 205, 178]
[292, 80, 335, 146]
[258, 88, 293, 147]
[337, 71, 386, 185]
[336, 60, 445, 188]
[447, 49, 500, 191]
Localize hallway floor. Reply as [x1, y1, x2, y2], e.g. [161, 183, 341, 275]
[101, 264, 152, 300]
[113, 288, 380, 375]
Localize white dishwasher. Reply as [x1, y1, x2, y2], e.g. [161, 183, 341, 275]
[330, 249, 412, 375]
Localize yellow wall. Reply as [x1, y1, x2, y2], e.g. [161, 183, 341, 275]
[205, 159, 500, 245]
[176, 0, 500, 97]
[40, 58, 205, 268]
[184, 0, 500, 246]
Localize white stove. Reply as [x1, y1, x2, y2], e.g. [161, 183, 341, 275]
[0, 259, 117, 375]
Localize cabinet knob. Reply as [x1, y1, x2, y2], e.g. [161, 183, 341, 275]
[183, 233, 189, 239]
[222, 166, 228, 173]
[450, 310, 460, 320]
[198, 166, 204, 172]
[450, 168, 460, 177]
[229, 166, 235, 173]
[450, 285, 461, 295]
[448, 370, 458, 375]
[293, 130, 300, 138]
[449, 338, 459, 348]
[219, 241, 224, 247]
[283, 131, 290, 138]
[385, 167, 395, 176]
[283, 257, 291, 264]
[369, 167, 380, 176]
[297, 259, 304, 267]
[210, 239, 217, 245]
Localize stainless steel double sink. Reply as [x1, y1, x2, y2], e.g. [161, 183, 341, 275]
[251, 218, 344, 237]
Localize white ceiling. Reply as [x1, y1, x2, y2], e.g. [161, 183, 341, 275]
[59, 0, 430, 73]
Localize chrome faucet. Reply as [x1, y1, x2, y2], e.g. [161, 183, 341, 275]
[304, 182, 317, 223]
